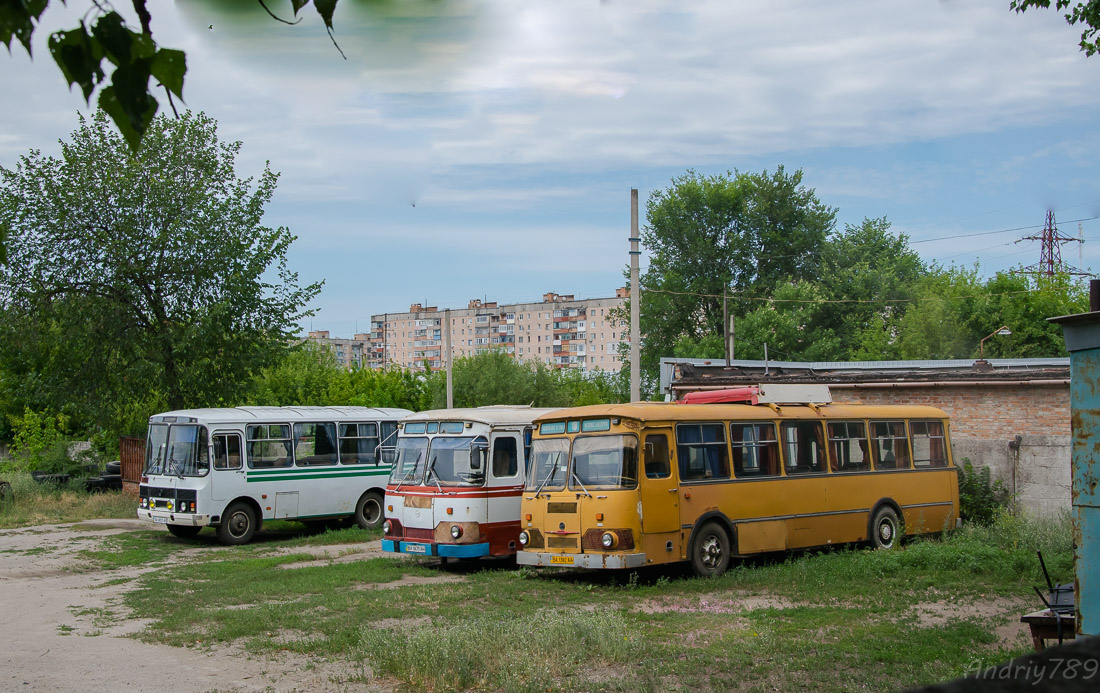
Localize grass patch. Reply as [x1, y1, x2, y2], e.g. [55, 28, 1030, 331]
[0, 472, 135, 528]
[360, 608, 639, 692]
[79, 531, 182, 569]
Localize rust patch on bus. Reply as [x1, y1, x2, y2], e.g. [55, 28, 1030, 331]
[404, 495, 433, 509]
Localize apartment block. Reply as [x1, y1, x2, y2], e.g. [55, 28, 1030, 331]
[368, 289, 629, 373]
[305, 330, 371, 369]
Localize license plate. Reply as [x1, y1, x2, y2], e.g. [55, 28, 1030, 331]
[153, 517, 168, 524]
[404, 543, 428, 554]
[550, 555, 574, 565]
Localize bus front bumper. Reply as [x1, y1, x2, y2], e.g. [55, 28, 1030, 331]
[381, 539, 490, 558]
[516, 550, 647, 569]
[137, 509, 212, 527]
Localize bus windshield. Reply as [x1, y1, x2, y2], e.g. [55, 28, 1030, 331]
[146, 425, 209, 477]
[525, 438, 570, 492]
[571, 434, 638, 490]
[390, 437, 429, 485]
[427, 436, 487, 487]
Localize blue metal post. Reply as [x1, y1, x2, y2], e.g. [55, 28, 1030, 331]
[1050, 299, 1100, 636]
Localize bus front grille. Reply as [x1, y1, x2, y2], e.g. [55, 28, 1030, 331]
[547, 537, 577, 549]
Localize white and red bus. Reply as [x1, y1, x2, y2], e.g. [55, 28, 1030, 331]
[381, 406, 559, 559]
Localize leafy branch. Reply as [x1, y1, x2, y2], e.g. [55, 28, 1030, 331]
[0, 0, 346, 149]
[1011, 0, 1100, 56]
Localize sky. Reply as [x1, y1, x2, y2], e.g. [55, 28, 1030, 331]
[2, 0, 1099, 337]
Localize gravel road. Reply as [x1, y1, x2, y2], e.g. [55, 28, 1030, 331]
[0, 520, 389, 693]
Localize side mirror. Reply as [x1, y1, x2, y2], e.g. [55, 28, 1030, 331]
[471, 442, 488, 471]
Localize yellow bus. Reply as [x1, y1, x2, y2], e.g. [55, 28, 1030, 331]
[516, 387, 959, 576]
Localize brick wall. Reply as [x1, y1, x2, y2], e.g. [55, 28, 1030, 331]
[833, 383, 1070, 441]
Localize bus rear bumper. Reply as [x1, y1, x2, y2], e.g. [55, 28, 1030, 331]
[381, 539, 490, 558]
[137, 509, 211, 527]
[516, 551, 647, 569]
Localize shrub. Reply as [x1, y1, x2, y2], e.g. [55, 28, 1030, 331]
[6, 408, 66, 472]
[956, 458, 1011, 525]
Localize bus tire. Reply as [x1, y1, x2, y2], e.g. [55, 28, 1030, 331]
[870, 506, 900, 550]
[355, 491, 384, 530]
[217, 502, 257, 545]
[166, 524, 202, 539]
[691, 521, 731, 577]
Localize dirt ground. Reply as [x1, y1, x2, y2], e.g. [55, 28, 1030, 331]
[0, 520, 392, 693]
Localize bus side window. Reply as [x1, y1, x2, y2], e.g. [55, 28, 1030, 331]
[827, 421, 870, 473]
[870, 420, 910, 470]
[492, 436, 519, 478]
[911, 420, 948, 468]
[782, 421, 826, 474]
[676, 423, 729, 481]
[523, 428, 533, 474]
[379, 421, 398, 464]
[339, 423, 379, 465]
[731, 423, 780, 477]
[247, 424, 293, 468]
[294, 423, 338, 466]
[213, 433, 242, 470]
[644, 434, 670, 479]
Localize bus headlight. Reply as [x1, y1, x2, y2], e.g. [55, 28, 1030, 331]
[518, 531, 529, 546]
[382, 520, 392, 535]
[450, 525, 463, 539]
[601, 532, 617, 549]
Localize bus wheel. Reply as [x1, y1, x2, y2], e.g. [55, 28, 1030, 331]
[870, 507, 900, 549]
[355, 491, 384, 530]
[217, 502, 257, 545]
[691, 522, 730, 577]
[166, 524, 202, 539]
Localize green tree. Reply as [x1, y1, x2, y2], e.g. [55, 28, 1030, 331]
[1012, 1, 1100, 55]
[638, 167, 836, 379]
[0, 110, 320, 436]
[815, 217, 926, 359]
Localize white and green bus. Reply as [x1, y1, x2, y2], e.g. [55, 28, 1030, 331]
[137, 406, 411, 544]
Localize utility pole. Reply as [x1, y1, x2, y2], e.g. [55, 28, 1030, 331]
[630, 189, 641, 402]
[445, 309, 453, 409]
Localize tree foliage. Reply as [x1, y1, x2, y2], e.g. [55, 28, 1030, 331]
[0, 0, 343, 149]
[249, 344, 433, 411]
[638, 167, 836, 376]
[0, 110, 321, 437]
[1012, 0, 1100, 56]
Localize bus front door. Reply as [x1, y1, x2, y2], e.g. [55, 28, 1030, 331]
[639, 430, 680, 564]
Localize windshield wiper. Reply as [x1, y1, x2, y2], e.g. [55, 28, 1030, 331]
[426, 467, 444, 493]
[532, 455, 561, 497]
[571, 470, 592, 498]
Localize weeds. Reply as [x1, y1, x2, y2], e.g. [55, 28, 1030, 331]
[957, 458, 1012, 525]
[0, 472, 134, 528]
